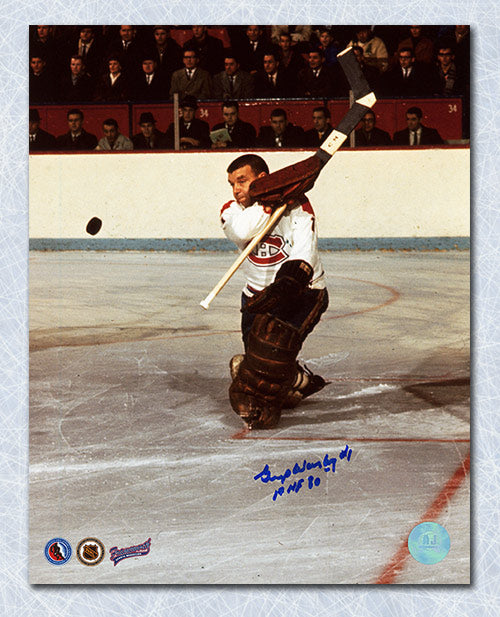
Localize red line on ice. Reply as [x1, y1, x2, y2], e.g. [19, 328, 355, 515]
[374, 451, 470, 584]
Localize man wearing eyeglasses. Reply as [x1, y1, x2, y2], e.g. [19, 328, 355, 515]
[380, 47, 433, 96]
[432, 44, 465, 96]
[354, 110, 392, 147]
[169, 47, 212, 100]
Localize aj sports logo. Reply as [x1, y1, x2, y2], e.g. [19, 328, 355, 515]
[249, 234, 289, 267]
[109, 537, 152, 566]
[76, 537, 106, 566]
[44, 538, 72, 565]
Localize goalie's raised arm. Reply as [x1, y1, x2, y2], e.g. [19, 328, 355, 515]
[248, 155, 323, 208]
[248, 46, 377, 204]
[200, 46, 376, 311]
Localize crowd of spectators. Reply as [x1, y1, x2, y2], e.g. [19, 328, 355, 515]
[29, 25, 470, 149]
[29, 99, 446, 152]
[30, 25, 470, 103]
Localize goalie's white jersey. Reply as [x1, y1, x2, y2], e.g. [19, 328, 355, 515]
[220, 197, 326, 297]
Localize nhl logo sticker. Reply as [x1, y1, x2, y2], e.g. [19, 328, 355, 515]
[44, 538, 72, 565]
[76, 538, 105, 566]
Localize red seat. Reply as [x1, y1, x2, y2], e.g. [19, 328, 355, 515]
[169, 29, 193, 48]
[394, 99, 462, 140]
[32, 97, 465, 147]
[207, 27, 231, 47]
[33, 105, 130, 140]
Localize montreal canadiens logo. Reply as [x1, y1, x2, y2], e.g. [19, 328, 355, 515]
[248, 234, 289, 267]
[76, 537, 105, 566]
[44, 538, 72, 565]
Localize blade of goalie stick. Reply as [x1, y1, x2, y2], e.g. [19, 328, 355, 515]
[315, 47, 377, 163]
[337, 45, 372, 100]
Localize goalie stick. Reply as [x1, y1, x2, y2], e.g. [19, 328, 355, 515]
[317, 47, 376, 162]
[200, 47, 376, 310]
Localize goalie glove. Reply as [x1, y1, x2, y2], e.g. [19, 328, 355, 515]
[244, 259, 313, 315]
[248, 154, 323, 208]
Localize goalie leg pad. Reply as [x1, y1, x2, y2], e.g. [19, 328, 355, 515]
[230, 354, 245, 380]
[229, 313, 301, 429]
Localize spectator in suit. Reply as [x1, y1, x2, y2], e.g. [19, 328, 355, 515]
[236, 25, 271, 74]
[30, 25, 53, 51]
[393, 106, 444, 146]
[394, 26, 434, 65]
[304, 106, 334, 148]
[430, 43, 466, 96]
[169, 47, 212, 101]
[163, 95, 210, 149]
[57, 55, 95, 102]
[132, 112, 165, 150]
[380, 47, 433, 97]
[150, 26, 183, 86]
[107, 25, 143, 79]
[29, 54, 55, 103]
[134, 54, 168, 101]
[95, 118, 133, 150]
[55, 108, 98, 150]
[254, 51, 294, 98]
[212, 52, 255, 100]
[67, 26, 104, 79]
[354, 110, 392, 146]
[183, 26, 225, 75]
[116, 25, 138, 51]
[29, 25, 60, 73]
[94, 55, 130, 102]
[211, 101, 256, 148]
[29, 108, 56, 151]
[257, 108, 305, 148]
[277, 32, 306, 75]
[297, 49, 337, 98]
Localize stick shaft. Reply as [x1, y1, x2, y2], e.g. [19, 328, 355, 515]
[173, 92, 180, 151]
[199, 203, 287, 310]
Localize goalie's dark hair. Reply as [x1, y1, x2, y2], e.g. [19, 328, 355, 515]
[227, 154, 269, 176]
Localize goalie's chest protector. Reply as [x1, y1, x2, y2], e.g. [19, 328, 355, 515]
[220, 199, 325, 295]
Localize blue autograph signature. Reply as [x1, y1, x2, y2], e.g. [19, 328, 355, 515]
[253, 445, 353, 501]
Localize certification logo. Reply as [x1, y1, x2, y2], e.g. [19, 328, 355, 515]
[408, 522, 450, 564]
[76, 538, 106, 566]
[44, 538, 72, 565]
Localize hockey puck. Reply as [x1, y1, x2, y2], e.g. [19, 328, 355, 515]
[86, 217, 102, 235]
